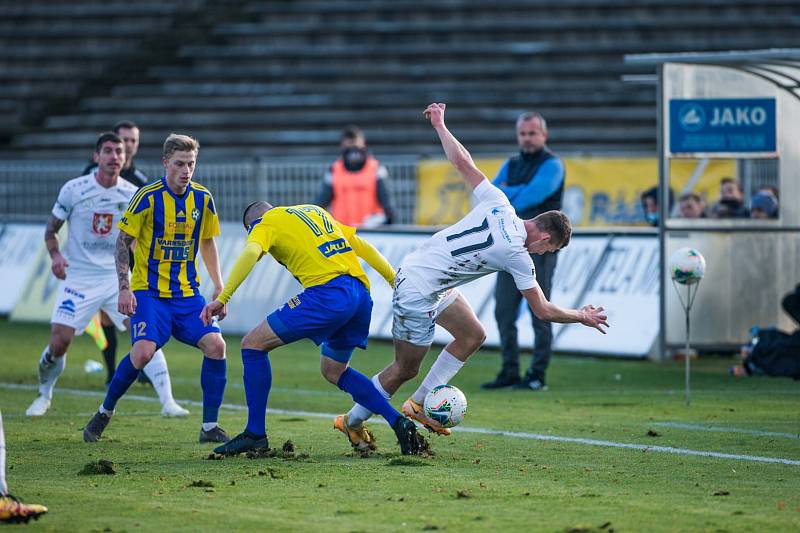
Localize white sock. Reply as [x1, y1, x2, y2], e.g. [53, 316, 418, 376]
[142, 349, 174, 406]
[38, 347, 66, 400]
[99, 405, 114, 416]
[411, 349, 465, 404]
[347, 374, 390, 428]
[0, 411, 7, 495]
[202, 422, 218, 432]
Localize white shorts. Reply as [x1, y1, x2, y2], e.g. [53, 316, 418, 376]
[51, 276, 127, 334]
[391, 271, 460, 346]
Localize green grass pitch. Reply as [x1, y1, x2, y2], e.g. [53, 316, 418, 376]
[1, 319, 798, 532]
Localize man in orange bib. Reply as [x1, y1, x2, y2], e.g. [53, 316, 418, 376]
[314, 125, 396, 227]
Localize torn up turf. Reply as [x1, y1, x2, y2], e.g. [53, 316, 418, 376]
[77, 459, 116, 475]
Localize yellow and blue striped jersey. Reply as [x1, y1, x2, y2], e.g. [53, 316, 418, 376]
[247, 205, 370, 290]
[118, 178, 220, 298]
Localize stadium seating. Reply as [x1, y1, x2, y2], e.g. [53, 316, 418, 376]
[1, 0, 799, 159]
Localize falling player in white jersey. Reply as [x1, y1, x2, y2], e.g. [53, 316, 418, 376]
[25, 132, 188, 418]
[335, 103, 609, 449]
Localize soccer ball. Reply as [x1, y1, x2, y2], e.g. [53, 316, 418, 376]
[668, 247, 706, 285]
[424, 384, 467, 428]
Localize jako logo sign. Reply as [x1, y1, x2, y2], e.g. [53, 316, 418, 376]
[679, 102, 769, 131]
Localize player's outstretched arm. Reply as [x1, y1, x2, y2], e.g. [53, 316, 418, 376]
[424, 103, 488, 191]
[44, 215, 68, 280]
[200, 241, 262, 325]
[116, 231, 137, 316]
[348, 232, 396, 286]
[199, 237, 227, 320]
[521, 286, 609, 334]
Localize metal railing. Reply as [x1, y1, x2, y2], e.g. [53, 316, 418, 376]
[0, 159, 419, 224]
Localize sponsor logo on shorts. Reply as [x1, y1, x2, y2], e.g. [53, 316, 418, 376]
[318, 238, 352, 258]
[287, 296, 301, 309]
[92, 213, 114, 236]
[64, 287, 86, 300]
[56, 298, 76, 317]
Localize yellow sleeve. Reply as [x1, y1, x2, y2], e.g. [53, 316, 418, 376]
[117, 193, 149, 238]
[201, 194, 221, 239]
[216, 241, 262, 305]
[340, 224, 395, 286]
[246, 221, 276, 252]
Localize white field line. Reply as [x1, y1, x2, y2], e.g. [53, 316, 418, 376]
[652, 422, 800, 439]
[2, 383, 799, 466]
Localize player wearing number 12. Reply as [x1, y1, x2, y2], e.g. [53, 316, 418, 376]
[83, 134, 230, 444]
[339, 103, 610, 445]
[200, 202, 421, 455]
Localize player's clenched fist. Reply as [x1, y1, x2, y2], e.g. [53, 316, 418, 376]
[118, 288, 137, 316]
[200, 300, 226, 326]
[423, 103, 446, 126]
[50, 252, 69, 280]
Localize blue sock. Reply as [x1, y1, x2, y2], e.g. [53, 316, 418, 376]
[102, 355, 139, 412]
[337, 367, 400, 427]
[201, 357, 227, 424]
[241, 349, 271, 437]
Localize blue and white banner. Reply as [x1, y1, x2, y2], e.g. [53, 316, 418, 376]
[669, 98, 776, 155]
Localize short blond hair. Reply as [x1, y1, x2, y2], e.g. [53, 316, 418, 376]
[162, 133, 199, 159]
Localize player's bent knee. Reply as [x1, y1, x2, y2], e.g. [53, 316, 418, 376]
[199, 333, 226, 359]
[130, 340, 157, 369]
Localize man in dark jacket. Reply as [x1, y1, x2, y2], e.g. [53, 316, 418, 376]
[481, 112, 564, 391]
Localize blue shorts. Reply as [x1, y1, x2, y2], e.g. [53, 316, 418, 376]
[130, 292, 221, 350]
[267, 275, 372, 363]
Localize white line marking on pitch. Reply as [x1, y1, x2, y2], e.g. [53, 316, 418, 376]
[652, 422, 800, 439]
[3, 383, 799, 466]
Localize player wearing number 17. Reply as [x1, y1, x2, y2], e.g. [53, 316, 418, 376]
[83, 134, 230, 444]
[340, 104, 610, 443]
[200, 202, 421, 455]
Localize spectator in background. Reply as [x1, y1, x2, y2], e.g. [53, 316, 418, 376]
[678, 192, 706, 219]
[84, 120, 149, 187]
[640, 186, 674, 226]
[758, 184, 779, 202]
[481, 111, 564, 392]
[710, 177, 748, 218]
[314, 126, 395, 227]
[750, 191, 779, 219]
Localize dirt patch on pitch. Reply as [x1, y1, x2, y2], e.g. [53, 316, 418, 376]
[77, 459, 116, 475]
[204, 440, 310, 461]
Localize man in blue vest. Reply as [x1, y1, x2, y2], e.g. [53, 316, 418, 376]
[481, 112, 564, 391]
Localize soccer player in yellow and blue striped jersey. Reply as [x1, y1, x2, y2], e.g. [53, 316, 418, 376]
[83, 134, 230, 444]
[200, 201, 421, 455]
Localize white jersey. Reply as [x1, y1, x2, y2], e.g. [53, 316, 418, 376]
[52, 172, 138, 278]
[401, 180, 537, 296]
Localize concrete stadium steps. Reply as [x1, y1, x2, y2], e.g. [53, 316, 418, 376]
[43, 106, 654, 131]
[2, 0, 799, 158]
[12, 123, 656, 155]
[217, 15, 798, 46]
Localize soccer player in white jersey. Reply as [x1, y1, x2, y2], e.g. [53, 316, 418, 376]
[25, 132, 188, 418]
[335, 103, 609, 448]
